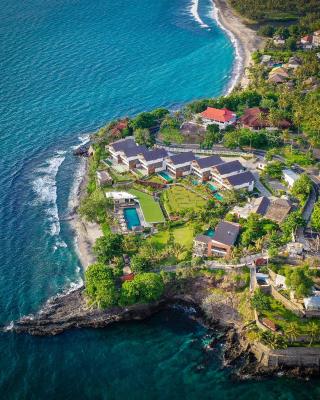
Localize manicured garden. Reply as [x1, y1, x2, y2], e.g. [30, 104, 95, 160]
[128, 189, 165, 223]
[149, 223, 195, 250]
[162, 185, 207, 215]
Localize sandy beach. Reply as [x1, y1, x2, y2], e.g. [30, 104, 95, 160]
[213, 0, 265, 90]
[70, 159, 103, 271]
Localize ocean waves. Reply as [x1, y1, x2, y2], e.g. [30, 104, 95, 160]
[32, 150, 66, 239]
[189, 0, 210, 29]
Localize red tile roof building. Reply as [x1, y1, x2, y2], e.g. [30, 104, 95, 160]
[239, 107, 291, 130]
[200, 107, 236, 129]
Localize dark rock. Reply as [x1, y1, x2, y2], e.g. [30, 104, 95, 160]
[73, 144, 90, 157]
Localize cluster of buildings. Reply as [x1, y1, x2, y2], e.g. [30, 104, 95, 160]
[267, 57, 303, 85]
[107, 137, 255, 191]
[231, 195, 292, 224]
[198, 106, 290, 130]
[300, 30, 320, 50]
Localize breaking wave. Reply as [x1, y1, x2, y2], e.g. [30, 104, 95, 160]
[32, 150, 66, 238]
[189, 0, 210, 29]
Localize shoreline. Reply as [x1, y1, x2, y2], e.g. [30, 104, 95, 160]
[71, 0, 264, 273]
[212, 0, 264, 91]
[69, 159, 102, 271]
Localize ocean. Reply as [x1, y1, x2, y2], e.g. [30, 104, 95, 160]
[0, 0, 319, 398]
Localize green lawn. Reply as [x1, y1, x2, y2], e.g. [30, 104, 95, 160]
[150, 224, 194, 249]
[128, 189, 165, 223]
[162, 185, 207, 215]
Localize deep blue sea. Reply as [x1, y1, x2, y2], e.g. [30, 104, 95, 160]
[1, 0, 320, 398]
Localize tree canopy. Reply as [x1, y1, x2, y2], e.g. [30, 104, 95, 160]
[93, 232, 124, 264]
[119, 273, 164, 306]
[79, 189, 112, 223]
[85, 263, 117, 308]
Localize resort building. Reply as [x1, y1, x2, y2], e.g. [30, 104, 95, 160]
[191, 155, 223, 182]
[264, 198, 292, 223]
[239, 107, 291, 131]
[288, 56, 302, 69]
[313, 30, 320, 47]
[194, 221, 240, 257]
[224, 171, 255, 191]
[165, 151, 195, 178]
[193, 235, 213, 257]
[199, 107, 236, 129]
[105, 191, 137, 206]
[239, 107, 269, 130]
[211, 221, 240, 256]
[301, 35, 313, 46]
[283, 169, 299, 188]
[211, 160, 245, 186]
[231, 196, 291, 223]
[273, 35, 285, 47]
[96, 170, 113, 187]
[231, 196, 271, 219]
[138, 148, 168, 175]
[107, 137, 147, 169]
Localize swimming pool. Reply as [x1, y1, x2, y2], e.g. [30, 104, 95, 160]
[214, 193, 223, 201]
[124, 208, 141, 230]
[207, 183, 218, 191]
[158, 171, 173, 183]
[205, 228, 215, 237]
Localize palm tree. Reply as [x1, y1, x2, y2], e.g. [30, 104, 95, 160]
[307, 322, 320, 346]
[285, 322, 300, 344]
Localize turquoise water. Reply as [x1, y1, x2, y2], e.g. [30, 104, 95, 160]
[158, 171, 174, 182]
[205, 228, 215, 238]
[207, 183, 218, 191]
[1, 0, 319, 397]
[124, 207, 141, 230]
[214, 192, 223, 201]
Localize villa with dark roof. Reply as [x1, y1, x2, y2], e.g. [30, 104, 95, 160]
[166, 151, 195, 178]
[108, 137, 147, 169]
[224, 171, 255, 191]
[194, 221, 240, 257]
[138, 148, 168, 175]
[191, 155, 223, 182]
[211, 160, 245, 184]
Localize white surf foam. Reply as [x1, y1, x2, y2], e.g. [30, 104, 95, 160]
[32, 150, 66, 238]
[3, 321, 14, 332]
[189, 0, 210, 29]
[71, 134, 90, 150]
[68, 157, 86, 211]
[210, 0, 243, 94]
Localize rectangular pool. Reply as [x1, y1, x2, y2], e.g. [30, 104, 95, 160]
[207, 183, 218, 192]
[158, 171, 173, 183]
[124, 208, 141, 230]
[214, 193, 223, 201]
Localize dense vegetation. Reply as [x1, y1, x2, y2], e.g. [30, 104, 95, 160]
[229, 0, 320, 23]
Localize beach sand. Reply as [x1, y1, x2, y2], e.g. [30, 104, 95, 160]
[213, 0, 265, 90]
[70, 159, 103, 270]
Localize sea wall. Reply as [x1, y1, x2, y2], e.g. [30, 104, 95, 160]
[250, 341, 320, 369]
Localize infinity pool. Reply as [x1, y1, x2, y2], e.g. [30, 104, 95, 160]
[158, 171, 173, 183]
[124, 208, 141, 230]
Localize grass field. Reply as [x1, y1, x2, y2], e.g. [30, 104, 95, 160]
[162, 185, 207, 215]
[128, 189, 165, 223]
[149, 223, 195, 252]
